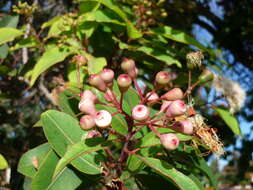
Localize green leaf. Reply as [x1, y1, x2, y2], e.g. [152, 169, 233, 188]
[31, 149, 81, 190]
[153, 26, 207, 51]
[80, 10, 125, 26]
[82, 0, 142, 39]
[42, 15, 71, 38]
[54, 139, 104, 177]
[0, 154, 8, 169]
[0, 15, 19, 28]
[0, 27, 23, 45]
[10, 37, 38, 51]
[87, 55, 107, 74]
[30, 45, 77, 86]
[18, 143, 51, 177]
[137, 46, 181, 67]
[79, 1, 100, 14]
[0, 44, 8, 59]
[118, 41, 181, 67]
[136, 156, 200, 190]
[58, 91, 77, 118]
[215, 107, 241, 135]
[41, 110, 103, 174]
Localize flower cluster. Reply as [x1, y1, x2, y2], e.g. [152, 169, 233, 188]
[77, 58, 223, 154]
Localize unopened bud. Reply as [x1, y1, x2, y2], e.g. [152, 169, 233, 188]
[89, 74, 106, 92]
[186, 51, 204, 69]
[132, 105, 150, 121]
[161, 88, 184, 101]
[78, 100, 97, 115]
[80, 115, 95, 130]
[94, 110, 112, 128]
[80, 90, 97, 103]
[127, 67, 138, 79]
[121, 58, 135, 72]
[160, 133, 179, 150]
[117, 74, 132, 92]
[75, 55, 87, 65]
[155, 71, 171, 85]
[198, 69, 214, 83]
[166, 100, 186, 117]
[160, 101, 172, 113]
[100, 68, 114, 83]
[172, 120, 194, 135]
[146, 92, 159, 105]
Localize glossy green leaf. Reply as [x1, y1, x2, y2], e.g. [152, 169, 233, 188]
[0, 44, 8, 59]
[10, 37, 38, 51]
[82, 0, 142, 39]
[0, 27, 23, 45]
[41, 110, 103, 174]
[54, 139, 104, 177]
[30, 149, 81, 190]
[118, 41, 181, 67]
[136, 156, 200, 190]
[0, 154, 8, 169]
[153, 26, 207, 51]
[42, 15, 71, 38]
[215, 107, 241, 135]
[18, 143, 51, 177]
[0, 15, 19, 28]
[87, 55, 107, 74]
[30, 45, 77, 86]
[80, 10, 125, 26]
[58, 92, 77, 118]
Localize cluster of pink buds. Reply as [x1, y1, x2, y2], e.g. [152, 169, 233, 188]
[78, 58, 196, 151]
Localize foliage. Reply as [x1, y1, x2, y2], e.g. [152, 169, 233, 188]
[0, 0, 249, 189]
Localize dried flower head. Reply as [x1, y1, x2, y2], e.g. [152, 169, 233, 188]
[190, 114, 224, 155]
[213, 75, 246, 114]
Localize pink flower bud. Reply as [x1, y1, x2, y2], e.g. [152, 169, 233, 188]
[155, 71, 171, 85]
[79, 115, 95, 130]
[160, 101, 172, 113]
[172, 120, 194, 135]
[166, 100, 187, 117]
[75, 55, 87, 65]
[121, 58, 135, 72]
[132, 104, 150, 121]
[161, 88, 184, 101]
[85, 130, 101, 139]
[80, 90, 97, 103]
[104, 89, 114, 102]
[89, 74, 106, 92]
[160, 133, 179, 150]
[100, 68, 114, 83]
[78, 100, 97, 115]
[94, 110, 112, 128]
[127, 67, 138, 79]
[146, 92, 159, 102]
[117, 74, 132, 92]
